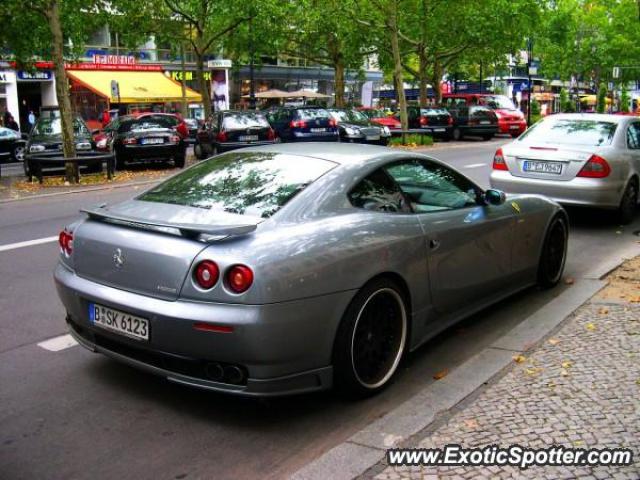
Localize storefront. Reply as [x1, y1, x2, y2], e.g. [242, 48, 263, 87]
[0, 70, 20, 128]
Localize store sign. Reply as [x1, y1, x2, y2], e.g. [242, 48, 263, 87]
[207, 59, 232, 69]
[68, 63, 162, 72]
[93, 54, 136, 65]
[166, 71, 212, 82]
[0, 72, 8, 82]
[17, 70, 52, 81]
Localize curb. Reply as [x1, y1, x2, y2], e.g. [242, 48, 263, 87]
[0, 179, 162, 204]
[289, 278, 609, 480]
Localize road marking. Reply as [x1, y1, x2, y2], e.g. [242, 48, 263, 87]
[0, 236, 58, 253]
[464, 163, 487, 169]
[37, 334, 78, 352]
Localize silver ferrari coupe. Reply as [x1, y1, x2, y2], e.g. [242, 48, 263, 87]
[55, 143, 568, 397]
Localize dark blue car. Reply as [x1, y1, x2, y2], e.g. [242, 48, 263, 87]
[266, 107, 339, 142]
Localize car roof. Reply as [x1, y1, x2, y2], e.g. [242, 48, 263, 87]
[544, 113, 632, 123]
[236, 142, 405, 166]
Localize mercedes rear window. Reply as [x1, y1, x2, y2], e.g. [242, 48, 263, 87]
[520, 119, 618, 147]
[119, 117, 175, 133]
[222, 113, 270, 129]
[296, 109, 330, 120]
[138, 152, 337, 218]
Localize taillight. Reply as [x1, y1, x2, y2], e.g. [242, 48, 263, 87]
[328, 118, 337, 128]
[493, 148, 508, 171]
[194, 260, 219, 289]
[577, 154, 611, 178]
[58, 230, 73, 256]
[289, 120, 307, 129]
[122, 137, 137, 144]
[169, 135, 180, 143]
[419, 116, 428, 126]
[267, 128, 276, 140]
[216, 131, 228, 142]
[226, 265, 254, 293]
[448, 116, 453, 125]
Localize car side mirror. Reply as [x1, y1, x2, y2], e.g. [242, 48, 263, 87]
[484, 189, 506, 206]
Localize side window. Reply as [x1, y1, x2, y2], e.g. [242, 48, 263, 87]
[385, 159, 478, 213]
[627, 123, 640, 150]
[349, 169, 409, 213]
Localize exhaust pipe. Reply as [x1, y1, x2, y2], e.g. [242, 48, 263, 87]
[205, 362, 224, 382]
[223, 365, 245, 384]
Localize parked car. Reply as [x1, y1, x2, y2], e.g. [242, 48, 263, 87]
[407, 106, 453, 139]
[97, 114, 187, 169]
[266, 107, 338, 142]
[25, 116, 100, 175]
[0, 126, 27, 163]
[358, 108, 402, 130]
[327, 108, 391, 145]
[184, 118, 199, 143]
[490, 113, 640, 224]
[443, 94, 527, 137]
[194, 111, 277, 159]
[446, 105, 499, 140]
[55, 143, 567, 397]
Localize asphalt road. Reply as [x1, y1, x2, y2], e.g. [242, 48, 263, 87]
[1, 139, 639, 480]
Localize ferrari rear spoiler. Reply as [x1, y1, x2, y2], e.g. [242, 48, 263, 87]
[80, 206, 257, 240]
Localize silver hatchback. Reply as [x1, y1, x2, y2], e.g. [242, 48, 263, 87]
[490, 113, 640, 223]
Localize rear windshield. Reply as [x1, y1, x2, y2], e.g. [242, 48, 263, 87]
[222, 113, 270, 129]
[479, 95, 516, 110]
[119, 116, 175, 133]
[520, 119, 618, 147]
[296, 109, 330, 120]
[138, 152, 337, 218]
[420, 108, 449, 116]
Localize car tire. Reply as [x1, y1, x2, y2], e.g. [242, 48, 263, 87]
[12, 144, 25, 162]
[482, 134, 493, 141]
[23, 159, 30, 177]
[618, 179, 638, 225]
[333, 278, 408, 397]
[537, 214, 568, 289]
[452, 127, 463, 141]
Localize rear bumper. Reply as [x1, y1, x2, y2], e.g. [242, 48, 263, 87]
[54, 263, 353, 396]
[218, 140, 277, 152]
[122, 143, 184, 159]
[497, 120, 527, 135]
[417, 126, 452, 137]
[291, 131, 339, 142]
[490, 170, 625, 208]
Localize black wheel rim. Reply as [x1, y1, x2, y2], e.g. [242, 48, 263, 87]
[14, 146, 25, 161]
[351, 288, 406, 388]
[545, 220, 566, 283]
[622, 184, 637, 215]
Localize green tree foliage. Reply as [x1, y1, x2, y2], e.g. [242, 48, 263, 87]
[620, 86, 630, 113]
[596, 83, 607, 113]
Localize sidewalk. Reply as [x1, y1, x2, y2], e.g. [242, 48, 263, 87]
[367, 258, 640, 479]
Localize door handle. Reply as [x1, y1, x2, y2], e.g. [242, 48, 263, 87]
[429, 239, 440, 250]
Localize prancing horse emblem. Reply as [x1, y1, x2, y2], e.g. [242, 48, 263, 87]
[113, 248, 125, 268]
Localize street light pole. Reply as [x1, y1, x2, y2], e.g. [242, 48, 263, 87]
[527, 38, 533, 125]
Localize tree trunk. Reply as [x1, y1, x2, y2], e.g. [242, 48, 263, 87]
[48, 0, 77, 183]
[389, 2, 408, 131]
[334, 60, 346, 107]
[195, 30, 212, 118]
[418, 52, 428, 107]
[431, 60, 444, 103]
[180, 43, 188, 118]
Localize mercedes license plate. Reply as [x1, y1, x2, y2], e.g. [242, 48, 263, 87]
[239, 135, 258, 141]
[89, 303, 149, 341]
[141, 138, 164, 145]
[366, 135, 380, 141]
[523, 160, 562, 175]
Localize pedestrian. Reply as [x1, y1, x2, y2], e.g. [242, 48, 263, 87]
[6, 115, 19, 132]
[28, 110, 36, 129]
[3, 110, 11, 126]
[101, 109, 110, 127]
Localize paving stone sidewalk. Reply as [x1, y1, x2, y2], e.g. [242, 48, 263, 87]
[367, 259, 640, 480]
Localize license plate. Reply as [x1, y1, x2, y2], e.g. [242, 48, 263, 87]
[433, 128, 445, 132]
[141, 138, 164, 145]
[89, 303, 149, 341]
[480, 120, 490, 125]
[366, 135, 380, 141]
[239, 135, 258, 141]
[523, 160, 562, 175]
[310, 128, 326, 133]
[510, 125, 520, 129]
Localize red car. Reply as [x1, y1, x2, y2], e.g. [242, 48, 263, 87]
[443, 94, 527, 137]
[357, 108, 402, 130]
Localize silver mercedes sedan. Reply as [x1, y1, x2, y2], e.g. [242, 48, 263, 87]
[490, 113, 640, 224]
[55, 143, 567, 397]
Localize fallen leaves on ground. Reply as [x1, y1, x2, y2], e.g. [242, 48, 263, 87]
[513, 355, 526, 364]
[564, 277, 575, 285]
[463, 419, 478, 429]
[548, 338, 561, 346]
[433, 369, 449, 380]
[561, 360, 573, 369]
[598, 307, 609, 315]
[586, 323, 597, 331]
